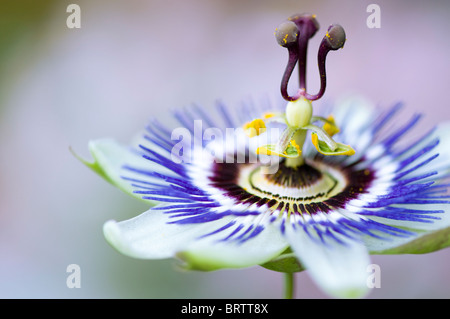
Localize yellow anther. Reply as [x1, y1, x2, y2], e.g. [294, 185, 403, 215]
[243, 119, 266, 137]
[340, 148, 355, 156]
[311, 133, 320, 150]
[323, 115, 340, 137]
[263, 112, 275, 119]
[256, 146, 274, 156]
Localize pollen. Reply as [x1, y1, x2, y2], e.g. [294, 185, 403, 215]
[243, 119, 266, 137]
[256, 146, 273, 156]
[311, 132, 319, 149]
[323, 115, 340, 136]
[341, 148, 356, 156]
[263, 112, 275, 119]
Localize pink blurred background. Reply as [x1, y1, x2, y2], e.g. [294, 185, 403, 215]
[0, 0, 449, 298]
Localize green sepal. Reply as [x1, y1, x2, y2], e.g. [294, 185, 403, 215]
[375, 226, 450, 255]
[71, 144, 113, 184]
[260, 249, 305, 273]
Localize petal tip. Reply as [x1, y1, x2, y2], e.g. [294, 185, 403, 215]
[103, 219, 142, 259]
[103, 220, 124, 251]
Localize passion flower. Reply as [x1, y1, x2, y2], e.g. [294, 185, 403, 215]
[76, 13, 450, 299]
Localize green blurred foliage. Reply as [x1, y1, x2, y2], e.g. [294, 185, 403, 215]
[0, 0, 59, 110]
[0, 1, 57, 61]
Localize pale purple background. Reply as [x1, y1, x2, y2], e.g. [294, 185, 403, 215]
[0, 0, 449, 298]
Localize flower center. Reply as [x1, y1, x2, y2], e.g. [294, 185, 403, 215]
[203, 14, 369, 216]
[238, 160, 347, 206]
[206, 156, 372, 217]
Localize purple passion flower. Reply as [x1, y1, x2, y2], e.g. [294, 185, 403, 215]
[76, 13, 450, 298]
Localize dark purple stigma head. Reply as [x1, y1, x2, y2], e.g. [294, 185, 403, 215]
[275, 13, 346, 102]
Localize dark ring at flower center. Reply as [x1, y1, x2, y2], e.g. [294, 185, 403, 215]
[263, 163, 323, 188]
[208, 158, 373, 215]
[242, 160, 347, 204]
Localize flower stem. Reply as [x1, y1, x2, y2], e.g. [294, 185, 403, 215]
[284, 272, 295, 299]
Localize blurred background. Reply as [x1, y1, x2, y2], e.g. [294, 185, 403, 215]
[0, 0, 449, 298]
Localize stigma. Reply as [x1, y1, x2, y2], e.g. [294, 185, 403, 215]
[275, 13, 346, 102]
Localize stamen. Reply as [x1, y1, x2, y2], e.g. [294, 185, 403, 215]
[243, 119, 266, 137]
[322, 115, 340, 136]
[263, 112, 275, 119]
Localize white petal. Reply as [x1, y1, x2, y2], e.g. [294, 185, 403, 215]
[397, 123, 450, 180]
[104, 208, 289, 270]
[285, 220, 371, 298]
[364, 202, 450, 253]
[333, 95, 375, 143]
[104, 209, 221, 259]
[75, 138, 161, 203]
